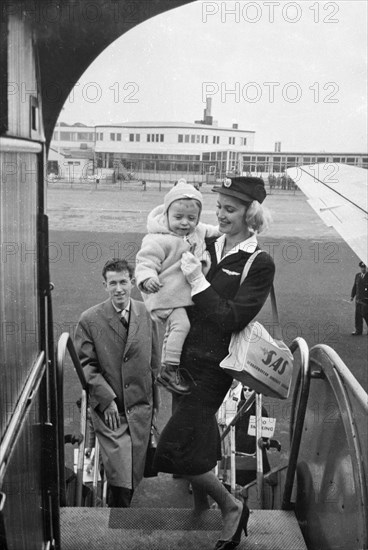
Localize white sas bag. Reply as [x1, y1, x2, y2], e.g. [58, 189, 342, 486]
[220, 320, 293, 399]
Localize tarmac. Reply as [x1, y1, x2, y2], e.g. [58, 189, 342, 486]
[47, 184, 337, 238]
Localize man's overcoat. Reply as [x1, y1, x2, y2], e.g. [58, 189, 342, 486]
[75, 298, 160, 488]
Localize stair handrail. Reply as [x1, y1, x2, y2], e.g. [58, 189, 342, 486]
[306, 343, 368, 546]
[0, 352, 46, 483]
[57, 332, 88, 392]
[219, 392, 256, 442]
[281, 337, 310, 510]
[56, 332, 89, 506]
[218, 392, 259, 501]
[314, 344, 368, 412]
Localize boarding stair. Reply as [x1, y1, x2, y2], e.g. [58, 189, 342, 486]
[60, 507, 306, 550]
[57, 335, 368, 550]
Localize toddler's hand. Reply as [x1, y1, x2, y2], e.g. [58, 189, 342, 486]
[143, 277, 163, 293]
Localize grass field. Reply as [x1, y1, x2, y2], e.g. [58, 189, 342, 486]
[48, 186, 367, 505]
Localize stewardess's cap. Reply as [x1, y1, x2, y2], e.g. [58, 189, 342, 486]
[212, 176, 266, 204]
[164, 179, 203, 212]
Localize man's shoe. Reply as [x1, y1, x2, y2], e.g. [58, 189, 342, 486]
[108, 486, 133, 508]
[351, 331, 363, 335]
[156, 363, 191, 395]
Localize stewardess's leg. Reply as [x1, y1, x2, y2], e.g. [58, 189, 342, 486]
[185, 470, 242, 541]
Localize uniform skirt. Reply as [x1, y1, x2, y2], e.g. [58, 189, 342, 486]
[153, 358, 233, 475]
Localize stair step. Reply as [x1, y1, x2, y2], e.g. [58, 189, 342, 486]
[60, 507, 308, 550]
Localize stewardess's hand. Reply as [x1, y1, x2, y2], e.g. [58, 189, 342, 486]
[181, 252, 203, 284]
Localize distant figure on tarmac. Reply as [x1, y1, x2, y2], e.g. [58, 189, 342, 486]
[75, 258, 160, 507]
[350, 261, 368, 335]
[135, 179, 220, 395]
[268, 173, 276, 190]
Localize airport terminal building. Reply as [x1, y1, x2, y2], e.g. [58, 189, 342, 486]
[48, 101, 367, 183]
[92, 119, 254, 183]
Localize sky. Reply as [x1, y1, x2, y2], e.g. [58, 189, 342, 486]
[60, 0, 367, 153]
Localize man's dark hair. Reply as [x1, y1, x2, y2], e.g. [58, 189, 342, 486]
[102, 258, 134, 280]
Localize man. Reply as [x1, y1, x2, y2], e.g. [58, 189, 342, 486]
[350, 261, 368, 335]
[75, 258, 160, 507]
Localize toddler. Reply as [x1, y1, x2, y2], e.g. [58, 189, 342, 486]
[135, 179, 220, 394]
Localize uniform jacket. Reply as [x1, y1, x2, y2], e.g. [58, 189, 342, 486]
[135, 204, 220, 312]
[351, 272, 368, 303]
[182, 236, 276, 373]
[74, 298, 160, 487]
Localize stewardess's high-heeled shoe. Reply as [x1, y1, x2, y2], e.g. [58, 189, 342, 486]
[214, 501, 250, 550]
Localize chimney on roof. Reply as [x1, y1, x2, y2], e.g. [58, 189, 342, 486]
[232, 123, 238, 129]
[203, 97, 213, 125]
[275, 141, 281, 152]
[195, 98, 214, 125]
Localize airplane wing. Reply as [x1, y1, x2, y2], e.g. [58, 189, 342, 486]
[286, 163, 368, 265]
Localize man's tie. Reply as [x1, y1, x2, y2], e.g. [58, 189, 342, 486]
[120, 310, 129, 329]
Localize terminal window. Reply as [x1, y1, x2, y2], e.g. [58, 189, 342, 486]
[60, 132, 75, 140]
[147, 134, 164, 142]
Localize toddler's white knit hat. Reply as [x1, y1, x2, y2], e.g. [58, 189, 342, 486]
[164, 179, 203, 212]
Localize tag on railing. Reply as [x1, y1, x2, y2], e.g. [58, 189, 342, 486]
[247, 416, 276, 437]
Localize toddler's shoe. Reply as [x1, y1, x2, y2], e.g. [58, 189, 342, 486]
[156, 363, 191, 395]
